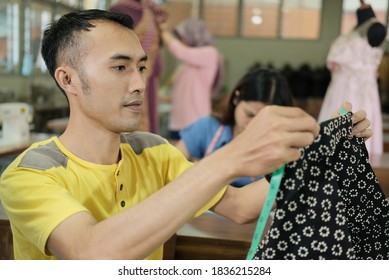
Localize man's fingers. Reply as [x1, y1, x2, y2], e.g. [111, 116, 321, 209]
[355, 128, 373, 140]
[283, 114, 320, 138]
[341, 101, 352, 113]
[352, 109, 367, 125]
[351, 117, 370, 134]
[265, 106, 320, 136]
[271, 105, 312, 119]
[330, 101, 352, 118]
[281, 148, 303, 165]
[286, 131, 317, 150]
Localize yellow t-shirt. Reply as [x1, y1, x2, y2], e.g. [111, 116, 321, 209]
[0, 132, 226, 260]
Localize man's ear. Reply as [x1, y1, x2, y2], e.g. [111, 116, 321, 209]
[55, 66, 78, 95]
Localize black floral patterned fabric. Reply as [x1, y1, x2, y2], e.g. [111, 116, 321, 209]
[254, 113, 389, 260]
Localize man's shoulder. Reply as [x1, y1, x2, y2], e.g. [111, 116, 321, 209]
[15, 138, 67, 171]
[120, 131, 168, 155]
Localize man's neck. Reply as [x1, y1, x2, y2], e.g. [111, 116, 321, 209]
[58, 128, 122, 165]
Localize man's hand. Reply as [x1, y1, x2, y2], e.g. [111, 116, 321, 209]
[331, 101, 372, 140]
[215, 105, 320, 178]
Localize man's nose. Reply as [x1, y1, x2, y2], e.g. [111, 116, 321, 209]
[128, 71, 146, 94]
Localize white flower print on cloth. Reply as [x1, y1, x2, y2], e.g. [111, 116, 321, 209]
[253, 113, 389, 260]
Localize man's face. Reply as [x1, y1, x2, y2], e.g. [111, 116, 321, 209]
[71, 20, 148, 134]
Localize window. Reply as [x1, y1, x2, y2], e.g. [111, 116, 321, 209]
[166, 0, 323, 40]
[0, 0, 20, 74]
[164, 0, 199, 29]
[57, 0, 79, 8]
[241, 0, 280, 38]
[22, 1, 52, 76]
[54, 0, 108, 9]
[280, 0, 322, 40]
[83, 0, 108, 10]
[203, 0, 239, 37]
[0, 0, 112, 76]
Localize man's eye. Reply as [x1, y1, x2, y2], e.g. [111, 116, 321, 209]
[113, 65, 126, 71]
[139, 66, 147, 73]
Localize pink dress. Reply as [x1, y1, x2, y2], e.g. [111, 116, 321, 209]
[318, 23, 384, 156]
[167, 39, 221, 131]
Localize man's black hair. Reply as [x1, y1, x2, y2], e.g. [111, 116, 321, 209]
[40, 9, 134, 95]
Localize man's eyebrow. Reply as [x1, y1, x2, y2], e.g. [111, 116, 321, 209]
[140, 55, 148, 62]
[109, 54, 148, 62]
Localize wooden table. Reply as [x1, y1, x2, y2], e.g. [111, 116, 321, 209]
[0, 206, 13, 259]
[172, 211, 260, 260]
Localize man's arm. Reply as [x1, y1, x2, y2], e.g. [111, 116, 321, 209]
[47, 105, 319, 260]
[211, 179, 271, 225]
[175, 139, 191, 160]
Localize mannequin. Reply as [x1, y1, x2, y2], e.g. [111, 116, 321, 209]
[318, 0, 386, 156]
[356, 0, 386, 47]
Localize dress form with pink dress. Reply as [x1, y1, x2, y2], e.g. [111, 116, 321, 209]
[318, 18, 384, 156]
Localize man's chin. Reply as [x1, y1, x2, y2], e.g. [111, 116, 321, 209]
[122, 121, 142, 133]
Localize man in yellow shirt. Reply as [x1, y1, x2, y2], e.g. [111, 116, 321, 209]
[0, 9, 371, 260]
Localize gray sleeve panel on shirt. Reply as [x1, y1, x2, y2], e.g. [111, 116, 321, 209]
[17, 132, 166, 171]
[120, 132, 167, 155]
[18, 141, 68, 171]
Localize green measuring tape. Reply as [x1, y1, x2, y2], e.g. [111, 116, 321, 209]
[246, 164, 285, 260]
[246, 106, 348, 260]
[339, 107, 348, 115]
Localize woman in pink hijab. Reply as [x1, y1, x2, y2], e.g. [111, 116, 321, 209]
[160, 19, 224, 144]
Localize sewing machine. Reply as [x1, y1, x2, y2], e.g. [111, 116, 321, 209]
[0, 103, 33, 147]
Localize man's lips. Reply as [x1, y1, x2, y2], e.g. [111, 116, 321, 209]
[124, 100, 143, 111]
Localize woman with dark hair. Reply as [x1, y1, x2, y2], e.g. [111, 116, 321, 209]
[175, 66, 294, 187]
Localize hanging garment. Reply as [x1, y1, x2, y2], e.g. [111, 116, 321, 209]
[254, 113, 389, 260]
[317, 17, 384, 156]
